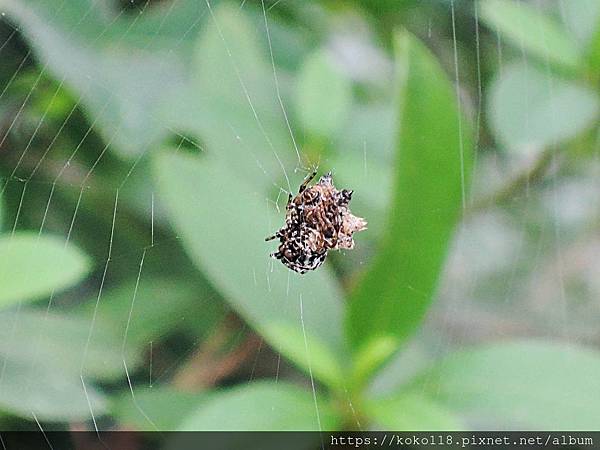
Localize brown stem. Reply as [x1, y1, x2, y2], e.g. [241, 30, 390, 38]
[468, 146, 557, 215]
[172, 317, 262, 390]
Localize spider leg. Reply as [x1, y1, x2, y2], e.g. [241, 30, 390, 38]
[265, 230, 284, 241]
[298, 170, 317, 193]
[285, 192, 292, 209]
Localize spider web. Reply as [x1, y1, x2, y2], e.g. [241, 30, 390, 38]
[0, 0, 596, 436]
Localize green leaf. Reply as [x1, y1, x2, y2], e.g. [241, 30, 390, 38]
[0, 310, 139, 381]
[574, 0, 600, 71]
[76, 278, 223, 347]
[153, 151, 346, 390]
[479, 0, 582, 73]
[335, 103, 396, 162]
[0, 356, 106, 421]
[111, 388, 206, 431]
[559, 0, 600, 48]
[488, 64, 599, 153]
[178, 381, 339, 431]
[412, 341, 600, 430]
[167, 3, 295, 190]
[0, 195, 4, 231]
[295, 49, 352, 139]
[365, 392, 462, 431]
[368, 342, 432, 395]
[587, 22, 600, 76]
[346, 31, 473, 383]
[1, 0, 202, 158]
[0, 233, 91, 309]
[105, 0, 207, 52]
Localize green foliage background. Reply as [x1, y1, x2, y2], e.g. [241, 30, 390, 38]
[0, 0, 599, 431]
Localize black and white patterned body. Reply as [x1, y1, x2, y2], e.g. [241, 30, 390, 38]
[265, 171, 367, 274]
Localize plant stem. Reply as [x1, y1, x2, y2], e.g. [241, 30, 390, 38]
[468, 146, 556, 214]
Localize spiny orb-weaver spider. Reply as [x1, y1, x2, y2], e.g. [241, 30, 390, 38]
[265, 170, 367, 274]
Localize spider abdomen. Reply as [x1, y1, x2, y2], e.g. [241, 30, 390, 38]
[267, 171, 367, 274]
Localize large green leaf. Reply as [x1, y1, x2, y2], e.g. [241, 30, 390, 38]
[295, 49, 352, 139]
[0, 310, 139, 380]
[178, 381, 339, 431]
[153, 151, 346, 389]
[412, 341, 600, 430]
[488, 64, 599, 153]
[335, 102, 396, 162]
[346, 31, 473, 384]
[587, 22, 600, 76]
[166, 3, 295, 190]
[0, 356, 106, 421]
[0, 233, 91, 309]
[0, 308, 135, 421]
[0, 0, 203, 158]
[559, 0, 600, 48]
[365, 392, 462, 431]
[479, 0, 582, 73]
[112, 388, 206, 431]
[565, 0, 600, 75]
[76, 278, 223, 347]
[0, 195, 4, 231]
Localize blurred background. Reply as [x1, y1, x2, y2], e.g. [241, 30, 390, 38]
[0, 0, 599, 434]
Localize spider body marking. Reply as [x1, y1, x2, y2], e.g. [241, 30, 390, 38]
[265, 171, 367, 274]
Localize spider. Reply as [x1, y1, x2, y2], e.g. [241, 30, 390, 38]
[265, 170, 367, 274]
